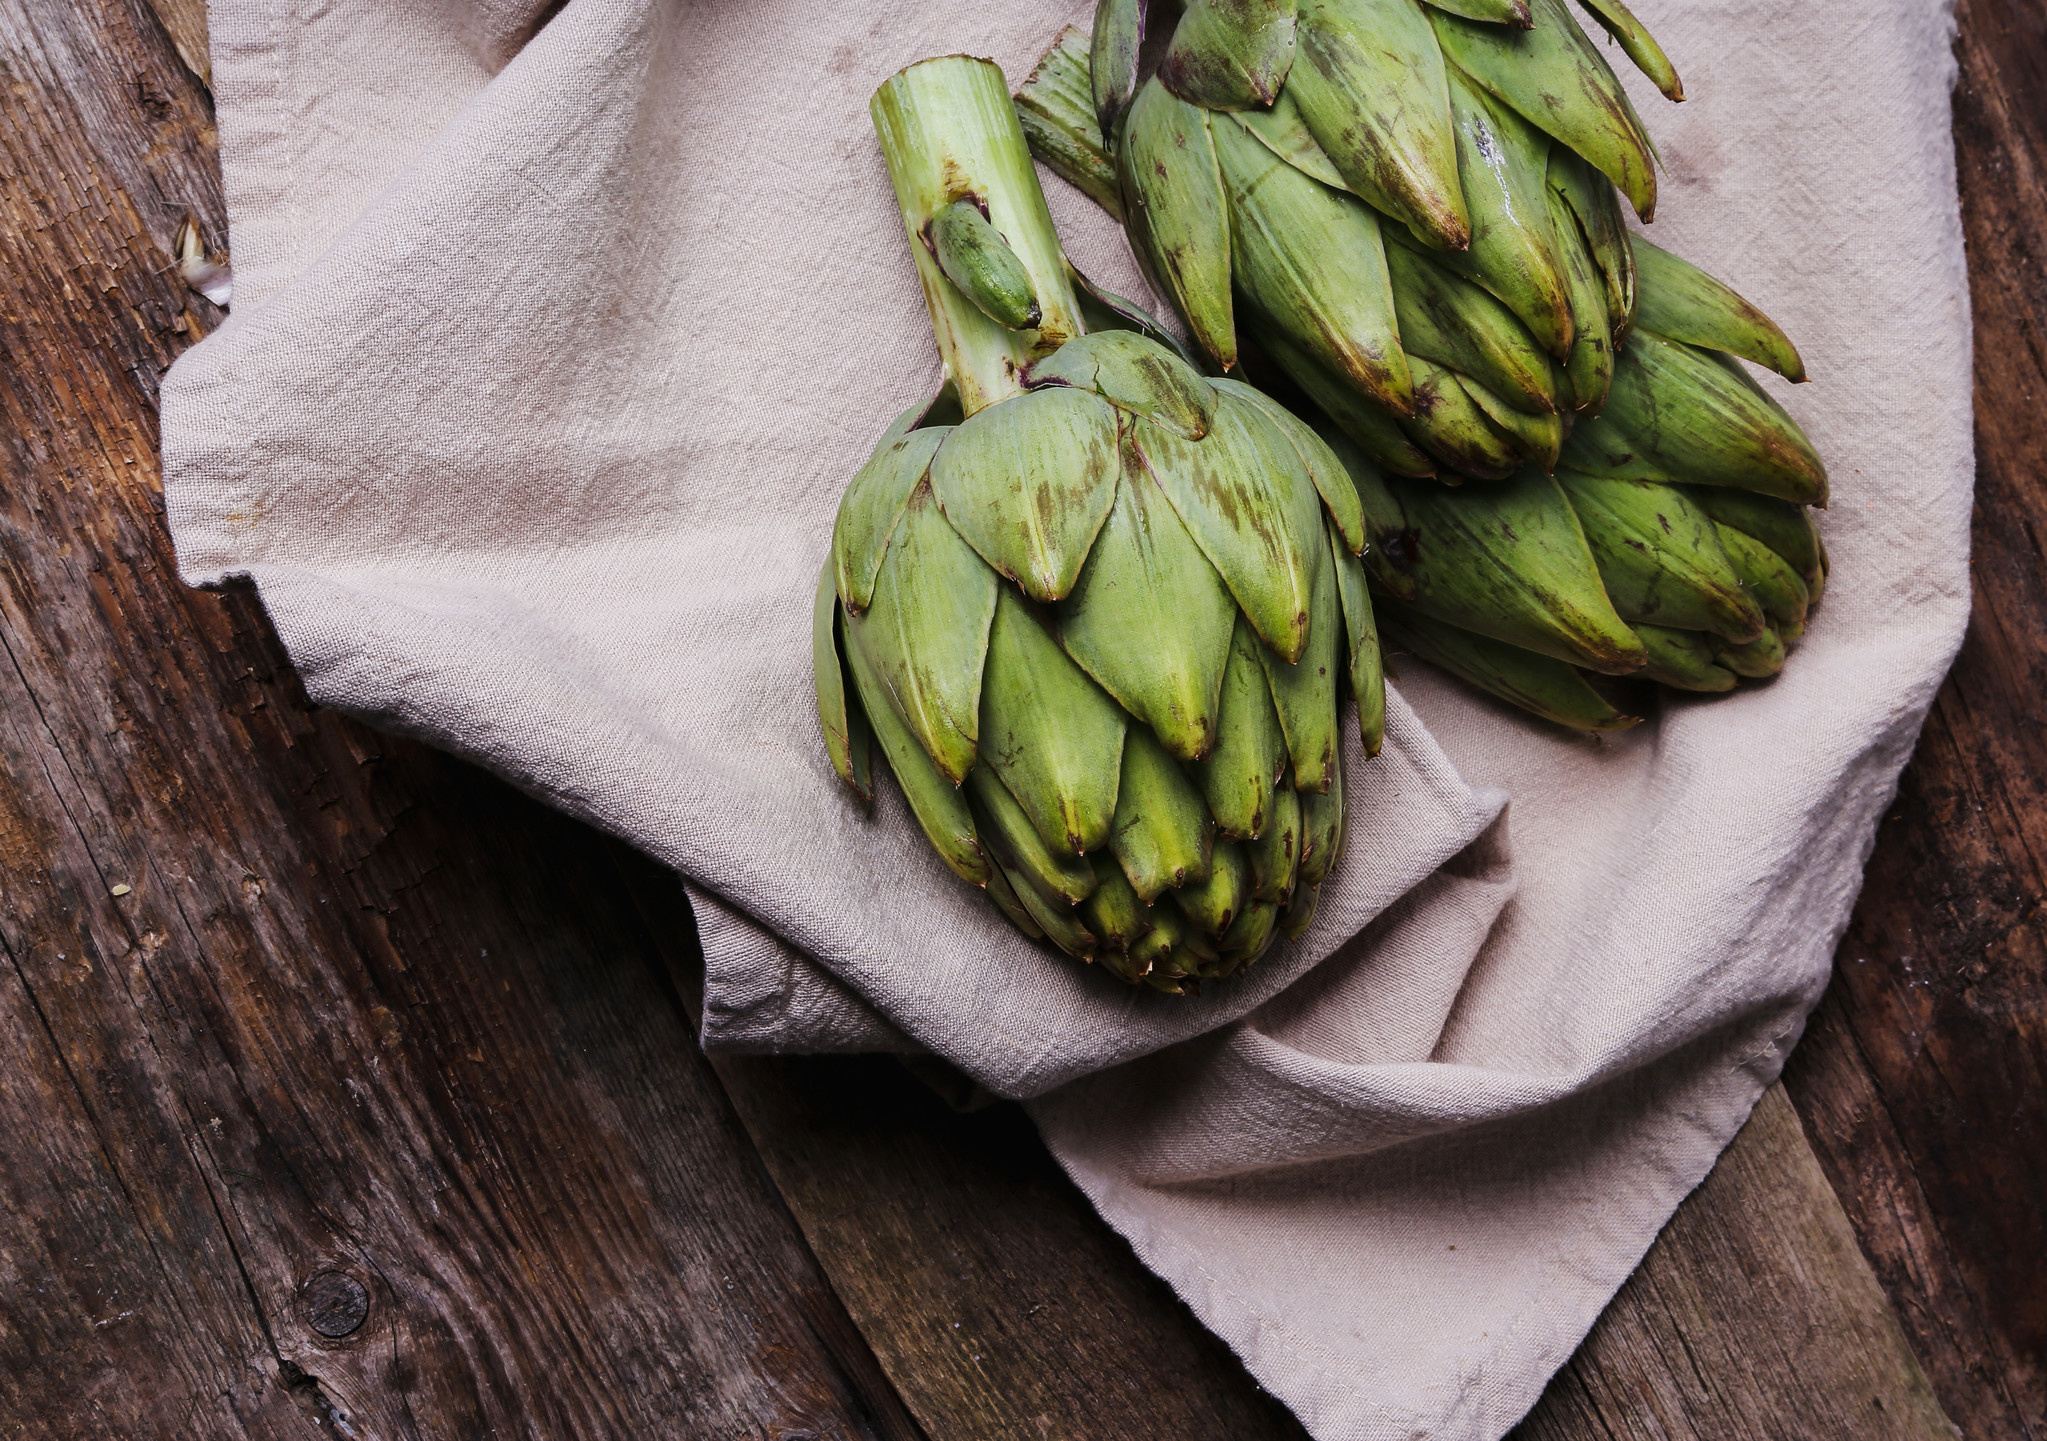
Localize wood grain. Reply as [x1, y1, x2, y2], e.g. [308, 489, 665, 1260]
[0, 2, 918, 1437]
[0, 0, 2021, 1435]
[1513, 1087, 1955, 1441]
[707, 1048, 1316, 1441]
[1782, 1, 2047, 1436]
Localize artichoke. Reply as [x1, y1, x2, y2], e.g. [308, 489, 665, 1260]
[1016, 13, 1829, 731]
[816, 56, 1386, 991]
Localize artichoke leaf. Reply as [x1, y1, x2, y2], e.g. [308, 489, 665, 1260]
[847, 478, 999, 783]
[1025, 329, 1217, 439]
[1289, 0, 1469, 250]
[1714, 521, 1810, 634]
[1233, 87, 1351, 191]
[1130, 898, 1195, 981]
[1017, 26, 1122, 218]
[844, 627, 992, 882]
[1002, 860, 1101, 954]
[1557, 471, 1765, 641]
[1546, 184, 1616, 413]
[1090, 0, 1147, 140]
[1213, 375, 1369, 555]
[1217, 899, 1282, 968]
[1419, 0, 1529, 20]
[1574, 0, 1683, 101]
[1435, 70, 1574, 360]
[1173, 839, 1251, 937]
[1243, 305, 1438, 477]
[1111, 725, 1218, 901]
[1548, 147, 1634, 335]
[1713, 625, 1787, 678]
[979, 588, 1129, 854]
[813, 557, 873, 802]
[1384, 234, 1557, 415]
[1080, 858, 1157, 958]
[1065, 262, 1203, 364]
[1160, 0, 1300, 110]
[1682, 486, 1824, 588]
[1634, 623, 1738, 693]
[1393, 468, 1649, 673]
[1331, 527, 1387, 755]
[1297, 755, 1344, 888]
[1211, 113, 1413, 414]
[1397, 354, 1526, 480]
[1311, 417, 1419, 602]
[931, 386, 1121, 602]
[1058, 439, 1239, 761]
[1429, 0, 1657, 221]
[1281, 881, 1320, 939]
[1254, 533, 1343, 794]
[832, 423, 948, 613]
[1247, 782, 1302, 902]
[984, 865, 1048, 940]
[1193, 616, 1290, 838]
[1631, 237, 1807, 382]
[967, 765, 1100, 905]
[1129, 393, 1321, 663]
[1380, 599, 1642, 730]
[1118, 80, 1237, 367]
[1459, 368, 1563, 472]
[1578, 330, 1828, 503]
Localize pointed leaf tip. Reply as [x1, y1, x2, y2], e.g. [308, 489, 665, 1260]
[930, 387, 1121, 603]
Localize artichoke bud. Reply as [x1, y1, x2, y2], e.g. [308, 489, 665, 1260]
[928, 197, 1043, 331]
[1004, 12, 1838, 736]
[826, 312, 1368, 982]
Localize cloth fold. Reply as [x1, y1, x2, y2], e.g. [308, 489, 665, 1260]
[162, 0, 1971, 1435]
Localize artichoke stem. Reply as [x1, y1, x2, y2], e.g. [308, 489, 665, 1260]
[873, 56, 1086, 416]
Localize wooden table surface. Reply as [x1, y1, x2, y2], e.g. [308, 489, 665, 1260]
[1, 1, 2038, 1437]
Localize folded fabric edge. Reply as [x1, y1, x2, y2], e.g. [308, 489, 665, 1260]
[1031, 1008, 1810, 1441]
[688, 881, 924, 1055]
[217, 558, 1497, 1097]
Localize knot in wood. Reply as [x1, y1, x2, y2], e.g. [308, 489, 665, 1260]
[303, 1270, 370, 1338]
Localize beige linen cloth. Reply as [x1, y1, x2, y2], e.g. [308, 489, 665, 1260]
[162, 0, 1972, 1435]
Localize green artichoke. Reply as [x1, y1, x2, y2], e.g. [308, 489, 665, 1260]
[1016, 12, 1829, 731]
[815, 55, 1385, 991]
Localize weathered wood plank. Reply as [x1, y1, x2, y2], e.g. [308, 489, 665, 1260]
[696, 1006, 1956, 1441]
[710, 1049, 1315, 1440]
[1512, 1087, 1955, 1440]
[0, 3, 921, 1437]
[1782, 0, 2047, 1435]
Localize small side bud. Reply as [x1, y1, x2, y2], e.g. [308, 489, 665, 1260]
[929, 199, 1042, 332]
